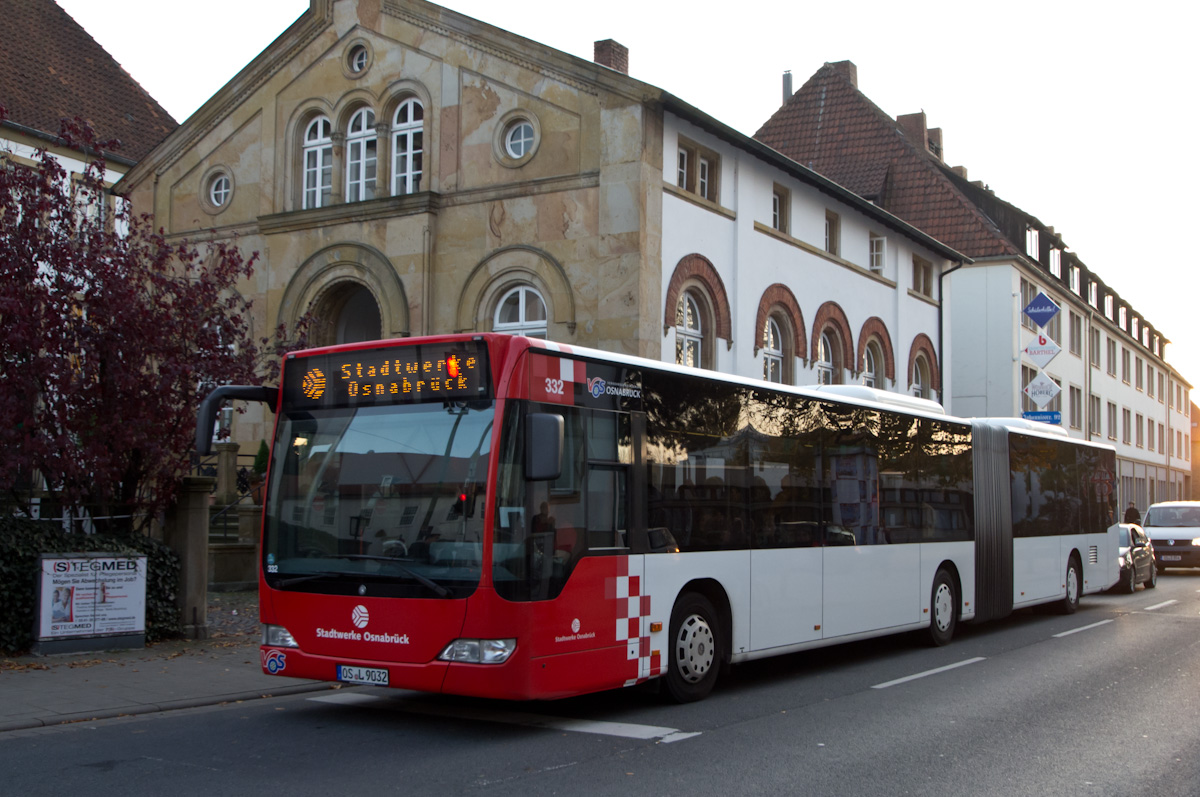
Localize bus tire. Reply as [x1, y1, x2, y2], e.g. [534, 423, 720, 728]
[665, 593, 721, 703]
[1060, 556, 1081, 614]
[928, 568, 957, 647]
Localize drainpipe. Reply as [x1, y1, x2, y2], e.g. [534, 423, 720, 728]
[937, 260, 964, 408]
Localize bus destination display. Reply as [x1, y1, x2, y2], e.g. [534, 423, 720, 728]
[285, 343, 489, 408]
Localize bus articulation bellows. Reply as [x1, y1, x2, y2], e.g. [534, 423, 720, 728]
[197, 334, 1119, 702]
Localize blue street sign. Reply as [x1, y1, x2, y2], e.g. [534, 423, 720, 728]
[1023, 291, 1060, 328]
[1022, 410, 1062, 425]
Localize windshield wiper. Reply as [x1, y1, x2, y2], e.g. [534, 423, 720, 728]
[302, 554, 452, 598]
[276, 571, 343, 588]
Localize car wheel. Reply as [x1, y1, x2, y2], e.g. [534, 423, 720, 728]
[928, 568, 957, 646]
[1059, 556, 1081, 614]
[664, 593, 722, 703]
[1144, 562, 1158, 589]
[1123, 565, 1137, 594]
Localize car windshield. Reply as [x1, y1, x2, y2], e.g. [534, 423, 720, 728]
[262, 401, 494, 598]
[1143, 506, 1200, 528]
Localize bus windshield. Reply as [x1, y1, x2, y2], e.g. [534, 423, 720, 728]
[263, 400, 494, 598]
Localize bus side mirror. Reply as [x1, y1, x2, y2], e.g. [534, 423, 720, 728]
[526, 413, 563, 481]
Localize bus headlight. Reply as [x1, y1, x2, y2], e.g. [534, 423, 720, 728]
[263, 624, 299, 648]
[438, 638, 517, 664]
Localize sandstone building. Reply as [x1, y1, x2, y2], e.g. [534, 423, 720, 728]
[118, 0, 964, 450]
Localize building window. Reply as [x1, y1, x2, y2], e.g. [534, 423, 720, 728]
[763, 317, 784, 383]
[1106, 402, 1117, 441]
[912, 255, 933, 298]
[1089, 327, 1100, 369]
[1106, 338, 1117, 377]
[676, 290, 705, 368]
[1147, 365, 1155, 398]
[392, 98, 424, 195]
[911, 353, 930, 399]
[1049, 247, 1061, 278]
[1025, 226, 1040, 260]
[1148, 417, 1155, 450]
[771, 185, 789, 233]
[1070, 266, 1080, 294]
[302, 116, 333, 209]
[676, 137, 718, 202]
[1158, 372, 1165, 402]
[1136, 357, 1143, 390]
[862, 340, 883, 388]
[208, 174, 231, 208]
[1104, 294, 1114, 319]
[505, 120, 535, 159]
[1119, 306, 1128, 329]
[825, 211, 840, 256]
[1088, 281, 1098, 308]
[345, 107, 377, 203]
[1019, 278, 1036, 330]
[1122, 408, 1132, 445]
[1131, 317, 1140, 339]
[869, 233, 885, 274]
[1089, 394, 1101, 436]
[1069, 312, 1081, 356]
[1069, 386, 1082, 430]
[1121, 348, 1130, 384]
[817, 329, 843, 385]
[1136, 413, 1144, 447]
[1159, 423, 1165, 453]
[348, 44, 369, 74]
[1021, 365, 1038, 413]
[493, 285, 547, 338]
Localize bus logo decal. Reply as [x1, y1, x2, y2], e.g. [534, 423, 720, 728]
[352, 605, 370, 629]
[587, 377, 606, 398]
[262, 649, 287, 674]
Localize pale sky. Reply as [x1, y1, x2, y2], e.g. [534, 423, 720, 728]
[56, 0, 1200, 390]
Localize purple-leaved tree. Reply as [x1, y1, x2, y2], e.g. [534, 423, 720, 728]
[0, 109, 305, 536]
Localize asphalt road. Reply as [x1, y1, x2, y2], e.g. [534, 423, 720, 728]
[5, 571, 1200, 796]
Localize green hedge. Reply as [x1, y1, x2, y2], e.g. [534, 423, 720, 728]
[0, 516, 181, 654]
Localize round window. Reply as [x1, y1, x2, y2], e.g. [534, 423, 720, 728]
[504, 121, 535, 159]
[348, 45, 368, 74]
[208, 174, 231, 208]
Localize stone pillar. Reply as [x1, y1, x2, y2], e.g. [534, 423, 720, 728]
[214, 441, 240, 505]
[165, 475, 214, 640]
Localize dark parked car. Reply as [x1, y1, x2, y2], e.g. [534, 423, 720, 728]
[1142, 501, 1200, 571]
[1116, 523, 1157, 592]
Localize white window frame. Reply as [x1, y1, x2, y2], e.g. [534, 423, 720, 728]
[676, 291, 703, 368]
[345, 107, 377, 203]
[302, 116, 333, 210]
[869, 233, 885, 274]
[763, 317, 783, 383]
[493, 285, 548, 338]
[392, 98, 424, 196]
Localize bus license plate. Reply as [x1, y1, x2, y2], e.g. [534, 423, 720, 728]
[337, 665, 389, 685]
[1163, 555, 1182, 561]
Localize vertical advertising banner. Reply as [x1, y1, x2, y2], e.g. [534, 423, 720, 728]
[37, 554, 148, 640]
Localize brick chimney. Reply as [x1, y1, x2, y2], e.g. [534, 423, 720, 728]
[826, 60, 857, 88]
[898, 111, 929, 151]
[594, 40, 628, 74]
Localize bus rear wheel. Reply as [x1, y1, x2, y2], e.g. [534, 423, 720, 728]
[928, 568, 957, 647]
[1059, 556, 1081, 614]
[664, 593, 722, 703]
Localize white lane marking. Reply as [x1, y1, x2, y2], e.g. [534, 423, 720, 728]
[871, 657, 986, 690]
[1053, 619, 1114, 638]
[1144, 600, 1179, 611]
[309, 691, 698, 742]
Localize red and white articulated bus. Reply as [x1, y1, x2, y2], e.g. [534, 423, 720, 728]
[197, 333, 1119, 702]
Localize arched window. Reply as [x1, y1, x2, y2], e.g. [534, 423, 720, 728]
[392, 98, 424, 196]
[302, 116, 333, 209]
[346, 108, 377, 202]
[817, 329, 842, 384]
[676, 290, 704, 368]
[763, 317, 784, 383]
[336, 285, 383, 344]
[911, 354, 930, 399]
[494, 285, 547, 338]
[863, 340, 883, 388]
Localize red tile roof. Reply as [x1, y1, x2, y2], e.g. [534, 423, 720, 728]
[0, 0, 177, 162]
[755, 62, 1020, 259]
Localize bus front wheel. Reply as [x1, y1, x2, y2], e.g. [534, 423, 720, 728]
[928, 568, 957, 646]
[665, 593, 722, 703]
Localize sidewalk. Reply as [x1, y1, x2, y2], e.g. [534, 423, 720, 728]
[0, 591, 333, 733]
